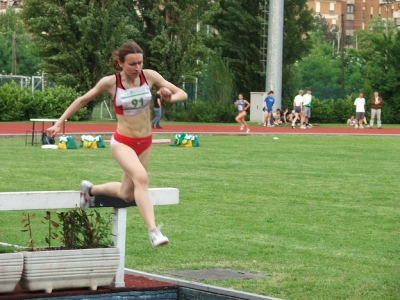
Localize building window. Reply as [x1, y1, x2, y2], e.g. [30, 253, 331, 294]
[346, 35, 352, 45]
[371, 7, 373, 19]
[347, 5, 354, 14]
[363, 7, 365, 19]
[330, 2, 335, 15]
[316, 2, 320, 14]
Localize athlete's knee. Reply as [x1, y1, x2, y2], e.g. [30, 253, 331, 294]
[133, 170, 149, 187]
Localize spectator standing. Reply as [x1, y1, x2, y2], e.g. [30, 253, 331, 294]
[370, 91, 383, 129]
[151, 88, 162, 129]
[302, 89, 312, 128]
[354, 93, 366, 129]
[263, 91, 275, 127]
[291, 90, 303, 129]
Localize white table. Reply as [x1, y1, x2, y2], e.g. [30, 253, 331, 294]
[27, 118, 67, 146]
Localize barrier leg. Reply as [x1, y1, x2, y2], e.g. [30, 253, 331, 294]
[112, 207, 127, 288]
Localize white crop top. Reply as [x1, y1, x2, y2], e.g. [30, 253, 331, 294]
[113, 71, 152, 116]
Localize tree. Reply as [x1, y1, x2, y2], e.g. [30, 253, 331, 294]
[297, 29, 365, 101]
[363, 32, 400, 123]
[200, 49, 235, 103]
[133, 0, 210, 86]
[0, 7, 41, 76]
[354, 16, 396, 56]
[21, 0, 143, 116]
[206, 0, 314, 99]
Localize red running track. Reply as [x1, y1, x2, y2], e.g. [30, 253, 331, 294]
[1, 122, 400, 135]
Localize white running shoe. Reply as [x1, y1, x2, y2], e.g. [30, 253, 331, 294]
[270, 125, 274, 127]
[263, 123, 266, 127]
[149, 224, 169, 247]
[267, 124, 271, 127]
[355, 125, 358, 129]
[80, 180, 95, 211]
[300, 126, 306, 129]
[246, 128, 250, 133]
[240, 125, 244, 130]
[359, 125, 364, 129]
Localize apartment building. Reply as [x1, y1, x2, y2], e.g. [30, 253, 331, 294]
[0, 0, 21, 13]
[307, 0, 400, 45]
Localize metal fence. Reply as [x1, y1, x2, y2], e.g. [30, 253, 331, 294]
[184, 80, 236, 103]
[0, 74, 52, 93]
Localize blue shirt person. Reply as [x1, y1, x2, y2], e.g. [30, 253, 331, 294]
[263, 91, 275, 127]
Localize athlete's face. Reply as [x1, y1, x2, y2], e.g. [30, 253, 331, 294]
[238, 94, 243, 100]
[119, 53, 143, 77]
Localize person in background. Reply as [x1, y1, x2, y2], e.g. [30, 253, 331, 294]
[347, 115, 356, 126]
[369, 91, 383, 129]
[234, 93, 250, 133]
[282, 106, 290, 124]
[274, 108, 282, 125]
[354, 93, 366, 129]
[263, 91, 275, 127]
[302, 89, 312, 128]
[151, 88, 162, 129]
[291, 90, 303, 129]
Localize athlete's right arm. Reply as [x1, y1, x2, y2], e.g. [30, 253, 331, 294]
[47, 76, 114, 137]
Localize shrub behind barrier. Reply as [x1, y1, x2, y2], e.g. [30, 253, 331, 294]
[0, 82, 29, 121]
[309, 95, 365, 124]
[165, 101, 237, 123]
[0, 83, 88, 121]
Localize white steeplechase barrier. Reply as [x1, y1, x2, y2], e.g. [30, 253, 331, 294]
[0, 187, 179, 288]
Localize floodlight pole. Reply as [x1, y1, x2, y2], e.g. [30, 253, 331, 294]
[382, 0, 395, 36]
[12, 31, 17, 75]
[265, 0, 284, 109]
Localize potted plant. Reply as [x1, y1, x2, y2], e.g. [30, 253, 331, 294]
[0, 243, 23, 294]
[19, 209, 120, 293]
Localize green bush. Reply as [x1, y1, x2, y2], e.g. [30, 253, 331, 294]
[309, 98, 334, 123]
[28, 86, 87, 121]
[310, 95, 361, 124]
[0, 82, 30, 121]
[165, 100, 237, 123]
[0, 83, 88, 121]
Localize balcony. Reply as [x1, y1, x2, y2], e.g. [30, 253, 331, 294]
[347, 0, 355, 4]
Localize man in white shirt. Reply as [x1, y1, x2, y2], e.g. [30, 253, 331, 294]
[354, 93, 366, 129]
[291, 90, 303, 129]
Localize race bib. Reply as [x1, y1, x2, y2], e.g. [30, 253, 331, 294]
[120, 86, 151, 115]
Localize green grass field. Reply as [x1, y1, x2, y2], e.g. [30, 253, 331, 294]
[0, 135, 399, 299]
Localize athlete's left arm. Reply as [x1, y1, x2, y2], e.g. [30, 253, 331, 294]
[245, 100, 251, 110]
[144, 69, 187, 103]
